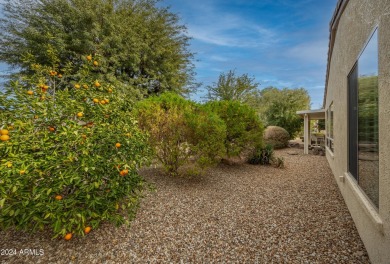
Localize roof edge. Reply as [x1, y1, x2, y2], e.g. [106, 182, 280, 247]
[323, 0, 350, 108]
[296, 109, 325, 115]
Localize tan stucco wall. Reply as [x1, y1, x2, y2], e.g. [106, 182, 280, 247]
[325, 0, 390, 263]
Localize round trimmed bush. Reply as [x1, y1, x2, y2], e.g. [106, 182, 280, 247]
[263, 126, 290, 149]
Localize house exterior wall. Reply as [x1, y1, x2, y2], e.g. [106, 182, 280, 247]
[325, 0, 390, 263]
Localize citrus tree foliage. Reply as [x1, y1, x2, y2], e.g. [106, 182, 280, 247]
[204, 100, 264, 158]
[257, 87, 311, 138]
[358, 76, 378, 143]
[0, 0, 197, 95]
[134, 93, 226, 176]
[205, 70, 260, 105]
[0, 55, 152, 239]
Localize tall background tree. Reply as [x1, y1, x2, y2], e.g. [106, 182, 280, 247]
[204, 70, 260, 105]
[257, 87, 311, 138]
[0, 0, 197, 97]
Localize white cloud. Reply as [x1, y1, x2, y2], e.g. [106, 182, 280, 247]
[209, 55, 229, 62]
[180, 3, 278, 48]
[284, 39, 328, 65]
[188, 22, 277, 48]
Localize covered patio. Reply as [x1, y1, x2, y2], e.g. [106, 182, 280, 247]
[296, 109, 326, 154]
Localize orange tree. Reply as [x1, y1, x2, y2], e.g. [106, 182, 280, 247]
[0, 54, 151, 239]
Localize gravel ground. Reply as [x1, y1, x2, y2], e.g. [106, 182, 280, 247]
[0, 149, 370, 263]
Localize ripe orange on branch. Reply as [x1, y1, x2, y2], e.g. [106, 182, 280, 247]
[0, 129, 9, 135]
[27, 90, 33, 95]
[84, 226, 91, 234]
[0, 135, 10, 141]
[115, 143, 121, 148]
[55, 195, 63, 200]
[64, 233, 72, 241]
[86, 55, 92, 61]
[93, 61, 99, 66]
[119, 169, 129, 176]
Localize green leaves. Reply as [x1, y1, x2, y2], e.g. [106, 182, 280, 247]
[134, 92, 226, 176]
[205, 100, 264, 158]
[0, 0, 196, 96]
[257, 87, 311, 138]
[0, 198, 6, 208]
[0, 53, 152, 238]
[205, 70, 260, 105]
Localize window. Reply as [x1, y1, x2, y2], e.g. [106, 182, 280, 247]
[326, 102, 334, 152]
[348, 29, 379, 208]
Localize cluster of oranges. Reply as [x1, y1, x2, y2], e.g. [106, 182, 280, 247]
[64, 227, 92, 241]
[39, 84, 50, 92]
[55, 194, 93, 240]
[74, 80, 100, 91]
[92, 98, 109, 105]
[0, 129, 10, 141]
[49, 70, 62, 78]
[86, 54, 99, 67]
[74, 83, 91, 89]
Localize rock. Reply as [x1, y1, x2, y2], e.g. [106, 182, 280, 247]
[312, 146, 325, 156]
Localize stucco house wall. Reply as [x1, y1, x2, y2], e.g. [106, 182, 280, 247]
[324, 0, 390, 263]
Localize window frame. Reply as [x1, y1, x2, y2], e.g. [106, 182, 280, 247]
[326, 101, 334, 152]
[347, 27, 379, 209]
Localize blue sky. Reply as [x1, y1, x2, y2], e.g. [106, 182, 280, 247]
[159, 0, 338, 108]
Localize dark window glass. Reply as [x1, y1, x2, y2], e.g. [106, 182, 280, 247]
[348, 29, 379, 208]
[348, 64, 359, 180]
[326, 102, 334, 152]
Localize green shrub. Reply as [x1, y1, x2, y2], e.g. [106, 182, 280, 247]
[204, 100, 264, 158]
[247, 145, 285, 168]
[134, 93, 226, 176]
[0, 55, 151, 239]
[247, 145, 274, 165]
[263, 126, 290, 149]
[272, 157, 285, 168]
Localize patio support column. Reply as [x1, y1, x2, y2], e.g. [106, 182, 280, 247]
[304, 114, 310, 154]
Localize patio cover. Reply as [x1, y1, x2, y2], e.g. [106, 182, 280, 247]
[296, 109, 326, 154]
